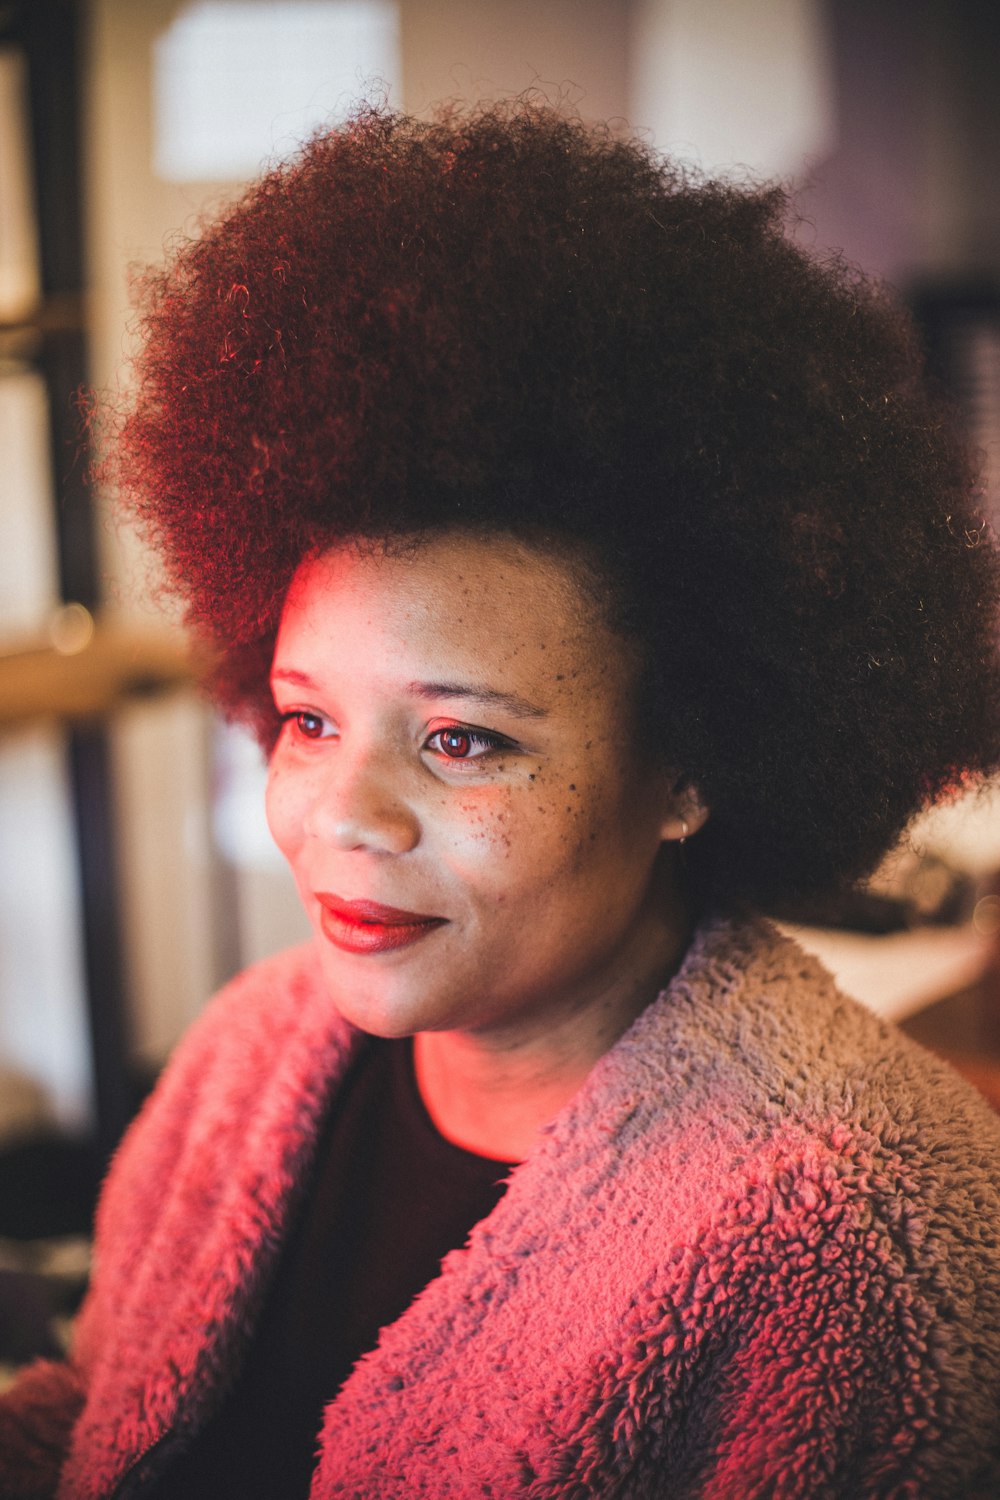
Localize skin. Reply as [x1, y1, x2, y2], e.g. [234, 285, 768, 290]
[266, 531, 707, 1159]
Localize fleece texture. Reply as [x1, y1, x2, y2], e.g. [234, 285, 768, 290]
[2, 915, 1000, 1498]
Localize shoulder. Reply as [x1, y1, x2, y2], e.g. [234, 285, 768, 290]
[629, 913, 1000, 1231]
[564, 911, 1000, 1346]
[76, 944, 356, 1358]
[111, 938, 351, 1171]
[638, 912, 1000, 1149]
[539, 912, 1000, 1219]
[590, 916, 1000, 1488]
[105, 943, 338, 1147]
[524, 912, 1000, 1488]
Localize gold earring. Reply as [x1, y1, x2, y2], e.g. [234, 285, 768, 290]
[679, 817, 689, 846]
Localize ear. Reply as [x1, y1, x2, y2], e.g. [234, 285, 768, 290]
[658, 777, 710, 844]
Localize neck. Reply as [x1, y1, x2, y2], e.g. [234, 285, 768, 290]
[413, 874, 694, 1161]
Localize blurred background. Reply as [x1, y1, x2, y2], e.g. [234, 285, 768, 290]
[2, 0, 1000, 1325]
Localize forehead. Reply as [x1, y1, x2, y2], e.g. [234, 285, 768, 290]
[273, 531, 635, 703]
[288, 531, 585, 613]
[282, 534, 590, 649]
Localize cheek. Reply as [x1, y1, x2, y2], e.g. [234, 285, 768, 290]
[440, 775, 613, 899]
[532, 757, 661, 887]
[565, 791, 631, 878]
[264, 759, 304, 857]
[439, 789, 518, 872]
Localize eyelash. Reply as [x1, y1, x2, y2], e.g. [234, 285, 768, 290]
[278, 712, 512, 766]
[425, 726, 511, 764]
[279, 710, 332, 741]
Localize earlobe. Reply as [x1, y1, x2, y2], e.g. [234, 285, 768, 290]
[660, 786, 710, 844]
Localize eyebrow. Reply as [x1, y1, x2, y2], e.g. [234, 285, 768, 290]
[270, 668, 547, 720]
[406, 681, 548, 720]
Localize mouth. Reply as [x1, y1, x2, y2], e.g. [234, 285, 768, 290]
[315, 894, 447, 955]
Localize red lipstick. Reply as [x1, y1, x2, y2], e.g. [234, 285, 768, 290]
[315, 895, 446, 955]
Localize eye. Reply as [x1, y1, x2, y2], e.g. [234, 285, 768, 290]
[426, 725, 510, 763]
[280, 710, 334, 741]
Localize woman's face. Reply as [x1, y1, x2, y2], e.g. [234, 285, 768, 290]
[266, 532, 696, 1047]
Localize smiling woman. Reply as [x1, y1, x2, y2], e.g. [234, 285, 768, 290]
[266, 535, 697, 1158]
[3, 101, 1000, 1498]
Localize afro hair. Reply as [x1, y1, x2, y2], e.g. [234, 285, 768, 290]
[109, 100, 1000, 910]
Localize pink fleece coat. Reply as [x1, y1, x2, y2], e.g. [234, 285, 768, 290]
[2, 915, 1000, 1498]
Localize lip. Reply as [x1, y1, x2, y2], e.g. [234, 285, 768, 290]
[315, 894, 447, 955]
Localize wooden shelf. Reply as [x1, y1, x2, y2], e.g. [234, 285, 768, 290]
[0, 292, 86, 334]
[0, 618, 199, 728]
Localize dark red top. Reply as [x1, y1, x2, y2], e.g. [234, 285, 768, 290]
[147, 1035, 515, 1497]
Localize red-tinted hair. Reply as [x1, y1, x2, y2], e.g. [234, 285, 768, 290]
[108, 101, 1000, 907]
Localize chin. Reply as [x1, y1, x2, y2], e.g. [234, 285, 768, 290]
[315, 964, 432, 1038]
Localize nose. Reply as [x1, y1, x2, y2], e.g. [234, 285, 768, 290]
[303, 746, 420, 855]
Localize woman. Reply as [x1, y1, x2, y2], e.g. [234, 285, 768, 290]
[4, 102, 1000, 1497]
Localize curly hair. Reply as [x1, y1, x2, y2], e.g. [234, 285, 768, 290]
[109, 100, 1000, 909]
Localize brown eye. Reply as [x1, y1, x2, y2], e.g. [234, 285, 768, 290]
[295, 711, 326, 739]
[439, 729, 471, 758]
[426, 725, 511, 764]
